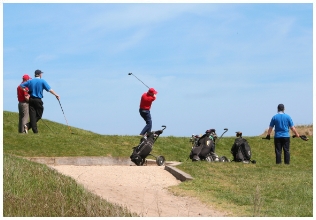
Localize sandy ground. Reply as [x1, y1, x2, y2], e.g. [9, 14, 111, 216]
[49, 164, 228, 217]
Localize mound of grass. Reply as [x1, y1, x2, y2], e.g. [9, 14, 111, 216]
[3, 111, 141, 158]
[3, 111, 313, 217]
[3, 154, 137, 217]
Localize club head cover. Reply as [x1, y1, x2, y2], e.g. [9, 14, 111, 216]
[236, 131, 242, 137]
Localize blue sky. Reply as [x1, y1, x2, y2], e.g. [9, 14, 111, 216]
[2, 2, 314, 137]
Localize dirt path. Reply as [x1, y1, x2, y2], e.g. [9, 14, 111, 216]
[50, 165, 228, 217]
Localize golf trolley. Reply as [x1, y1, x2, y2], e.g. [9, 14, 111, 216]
[189, 128, 230, 162]
[130, 125, 167, 166]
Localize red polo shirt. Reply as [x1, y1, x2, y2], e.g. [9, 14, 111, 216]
[17, 84, 29, 102]
[140, 93, 156, 110]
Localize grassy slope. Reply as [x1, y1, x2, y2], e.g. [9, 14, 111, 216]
[3, 154, 136, 217]
[3, 111, 313, 216]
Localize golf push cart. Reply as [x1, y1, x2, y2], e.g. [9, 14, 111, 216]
[189, 128, 230, 162]
[130, 125, 167, 166]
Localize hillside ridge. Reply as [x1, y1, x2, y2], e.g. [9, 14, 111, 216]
[260, 124, 313, 137]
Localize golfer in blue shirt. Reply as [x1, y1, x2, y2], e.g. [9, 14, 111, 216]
[265, 104, 300, 164]
[20, 69, 60, 133]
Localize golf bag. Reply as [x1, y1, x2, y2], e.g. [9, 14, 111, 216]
[130, 130, 163, 166]
[231, 137, 255, 163]
[189, 133, 215, 161]
[189, 129, 229, 162]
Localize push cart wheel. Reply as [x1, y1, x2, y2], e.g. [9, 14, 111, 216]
[219, 156, 229, 162]
[205, 156, 214, 162]
[156, 156, 165, 166]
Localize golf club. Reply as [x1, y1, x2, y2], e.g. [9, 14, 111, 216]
[57, 99, 74, 134]
[128, 73, 150, 89]
[293, 135, 309, 141]
[263, 135, 309, 141]
[41, 119, 56, 134]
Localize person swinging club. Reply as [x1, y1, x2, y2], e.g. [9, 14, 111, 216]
[139, 88, 158, 136]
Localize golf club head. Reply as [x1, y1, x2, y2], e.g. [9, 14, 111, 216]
[300, 135, 309, 141]
[128, 73, 132, 75]
[224, 128, 228, 131]
[161, 125, 167, 130]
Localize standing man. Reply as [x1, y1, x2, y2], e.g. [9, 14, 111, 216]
[265, 104, 300, 164]
[17, 74, 32, 133]
[139, 88, 157, 136]
[20, 69, 60, 134]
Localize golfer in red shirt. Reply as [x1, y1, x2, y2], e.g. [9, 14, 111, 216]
[139, 88, 157, 136]
[17, 74, 31, 133]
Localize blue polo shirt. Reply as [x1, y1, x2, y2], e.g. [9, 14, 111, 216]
[269, 112, 294, 138]
[20, 77, 51, 99]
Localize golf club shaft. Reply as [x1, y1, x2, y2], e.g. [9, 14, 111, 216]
[128, 73, 150, 89]
[41, 119, 55, 134]
[57, 99, 72, 134]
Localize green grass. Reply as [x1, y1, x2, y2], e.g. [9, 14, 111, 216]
[3, 154, 137, 217]
[3, 111, 313, 216]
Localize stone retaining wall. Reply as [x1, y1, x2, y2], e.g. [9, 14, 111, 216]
[24, 156, 193, 182]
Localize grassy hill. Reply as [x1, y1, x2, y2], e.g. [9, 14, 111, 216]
[3, 111, 313, 217]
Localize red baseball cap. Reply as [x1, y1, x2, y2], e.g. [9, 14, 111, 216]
[148, 88, 158, 94]
[22, 74, 32, 80]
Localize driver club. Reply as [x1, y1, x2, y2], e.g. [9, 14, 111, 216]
[128, 73, 150, 89]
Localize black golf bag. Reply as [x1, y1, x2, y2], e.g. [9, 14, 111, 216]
[189, 129, 229, 162]
[231, 137, 256, 164]
[130, 130, 163, 166]
[189, 132, 215, 161]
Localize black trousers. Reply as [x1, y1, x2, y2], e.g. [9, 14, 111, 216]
[27, 97, 44, 133]
[274, 137, 290, 164]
